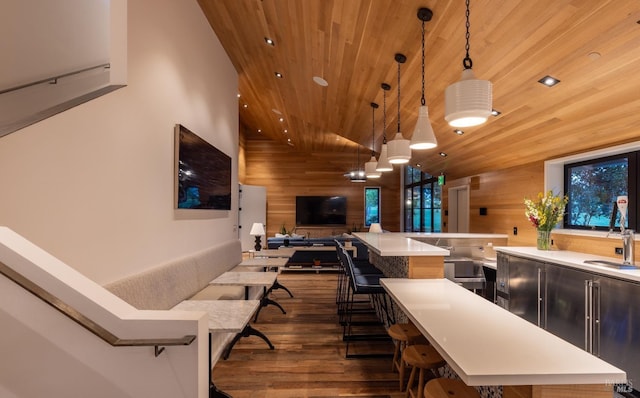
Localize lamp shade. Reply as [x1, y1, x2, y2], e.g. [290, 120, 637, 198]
[386, 132, 411, 164]
[369, 223, 383, 233]
[444, 69, 493, 128]
[350, 169, 366, 183]
[249, 222, 265, 236]
[364, 155, 381, 178]
[410, 105, 438, 149]
[376, 143, 393, 172]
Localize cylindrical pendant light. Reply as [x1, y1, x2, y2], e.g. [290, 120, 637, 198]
[444, 0, 492, 128]
[364, 102, 381, 178]
[376, 83, 393, 172]
[387, 53, 411, 164]
[410, 8, 438, 150]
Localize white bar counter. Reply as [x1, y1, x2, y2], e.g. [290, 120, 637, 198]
[495, 246, 640, 283]
[381, 278, 626, 397]
[353, 232, 450, 257]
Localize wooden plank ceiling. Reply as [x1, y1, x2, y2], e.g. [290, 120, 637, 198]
[198, 0, 640, 180]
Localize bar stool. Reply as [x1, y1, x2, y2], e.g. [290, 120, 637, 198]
[403, 344, 446, 398]
[424, 378, 480, 398]
[388, 322, 423, 391]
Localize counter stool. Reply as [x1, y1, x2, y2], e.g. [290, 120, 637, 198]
[424, 378, 480, 398]
[388, 322, 423, 391]
[403, 344, 446, 398]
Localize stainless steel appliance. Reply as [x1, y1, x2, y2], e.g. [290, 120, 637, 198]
[496, 253, 546, 327]
[444, 258, 485, 291]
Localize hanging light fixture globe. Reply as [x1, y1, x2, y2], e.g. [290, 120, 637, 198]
[387, 53, 411, 164]
[410, 7, 438, 150]
[376, 83, 393, 172]
[444, 0, 492, 128]
[364, 102, 381, 178]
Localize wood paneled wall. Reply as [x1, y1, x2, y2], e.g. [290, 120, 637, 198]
[240, 136, 401, 238]
[445, 161, 638, 261]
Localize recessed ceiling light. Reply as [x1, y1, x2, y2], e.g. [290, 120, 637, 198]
[538, 75, 560, 87]
[416, 163, 422, 168]
[275, 72, 283, 78]
[283, 129, 288, 133]
[491, 109, 501, 116]
[278, 117, 284, 122]
[454, 129, 464, 135]
[264, 37, 275, 46]
[257, 129, 262, 133]
[242, 104, 248, 108]
[237, 93, 241, 98]
[439, 152, 447, 157]
[313, 76, 329, 87]
[588, 51, 601, 60]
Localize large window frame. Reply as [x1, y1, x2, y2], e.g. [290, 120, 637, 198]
[546, 141, 640, 235]
[403, 166, 442, 232]
[364, 186, 381, 227]
[563, 152, 637, 231]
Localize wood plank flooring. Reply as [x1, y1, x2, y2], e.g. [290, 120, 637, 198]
[212, 272, 405, 397]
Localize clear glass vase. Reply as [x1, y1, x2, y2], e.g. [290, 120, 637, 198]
[537, 229, 552, 250]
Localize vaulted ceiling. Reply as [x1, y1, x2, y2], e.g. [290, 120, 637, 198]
[198, 0, 640, 180]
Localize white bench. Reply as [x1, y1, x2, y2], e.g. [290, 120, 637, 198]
[104, 239, 262, 363]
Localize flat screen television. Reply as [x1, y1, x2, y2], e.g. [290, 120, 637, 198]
[296, 196, 347, 225]
[174, 124, 231, 210]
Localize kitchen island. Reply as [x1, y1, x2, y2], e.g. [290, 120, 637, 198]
[353, 232, 507, 279]
[382, 277, 626, 398]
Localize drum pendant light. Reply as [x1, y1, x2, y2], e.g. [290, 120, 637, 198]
[376, 83, 393, 172]
[444, 0, 492, 128]
[410, 8, 438, 150]
[350, 145, 366, 183]
[364, 102, 381, 178]
[387, 53, 411, 164]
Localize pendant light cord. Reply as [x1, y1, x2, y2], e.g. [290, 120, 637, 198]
[371, 105, 376, 156]
[382, 85, 387, 144]
[421, 19, 426, 106]
[397, 61, 401, 133]
[463, 0, 473, 69]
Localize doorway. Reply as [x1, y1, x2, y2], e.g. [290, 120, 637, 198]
[448, 186, 469, 233]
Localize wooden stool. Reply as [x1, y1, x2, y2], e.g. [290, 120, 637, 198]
[388, 323, 423, 391]
[403, 344, 446, 398]
[424, 378, 480, 398]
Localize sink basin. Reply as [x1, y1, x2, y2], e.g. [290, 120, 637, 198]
[583, 259, 639, 270]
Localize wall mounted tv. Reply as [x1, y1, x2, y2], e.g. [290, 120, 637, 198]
[174, 124, 231, 210]
[296, 196, 347, 225]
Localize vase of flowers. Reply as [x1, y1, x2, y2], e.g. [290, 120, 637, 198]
[524, 190, 568, 250]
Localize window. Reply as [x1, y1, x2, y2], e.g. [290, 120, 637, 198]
[403, 166, 442, 232]
[364, 187, 380, 227]
[564, 152, 638, 230]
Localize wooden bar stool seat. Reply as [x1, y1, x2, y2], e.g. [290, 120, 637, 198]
[403, 344, 447, 398]
[388, 322, 423, 390]
[424, 378, 480, 398]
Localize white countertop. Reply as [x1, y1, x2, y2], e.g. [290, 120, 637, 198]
[381, 278, 626, 386]
[353, 232, 450, 257]
[495, 246, 640, 283]
[171, 300, 260, 332]
[209, 271, 277, 286]
[238, 257, 289, 268]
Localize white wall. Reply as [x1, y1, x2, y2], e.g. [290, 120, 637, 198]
[0, 0, 238, 284]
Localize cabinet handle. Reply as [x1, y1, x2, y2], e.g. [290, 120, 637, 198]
[584, 280, 590, 352]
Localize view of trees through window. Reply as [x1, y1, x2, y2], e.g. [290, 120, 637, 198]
[404, 166, 441, 232]
[564, 153, 633, 230]
[364, 187, 380, 226]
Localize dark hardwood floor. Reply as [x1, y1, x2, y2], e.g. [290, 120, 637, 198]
[212, 272, 405, 397]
